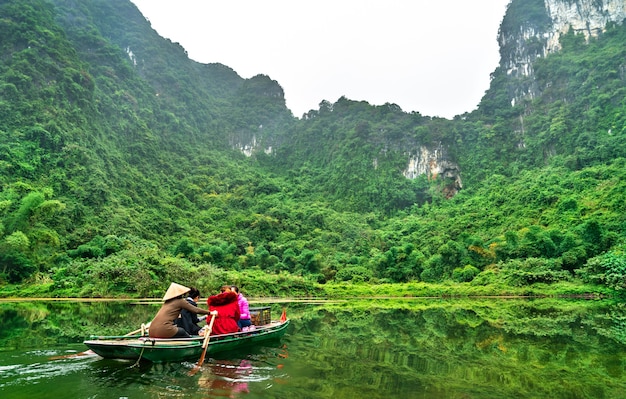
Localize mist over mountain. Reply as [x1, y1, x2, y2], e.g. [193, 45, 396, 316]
[1, 0, 625, 296]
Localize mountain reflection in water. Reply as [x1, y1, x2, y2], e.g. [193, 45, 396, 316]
[0, 298, 625, 398]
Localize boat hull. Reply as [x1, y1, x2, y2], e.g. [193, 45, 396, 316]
[83, 334, 150, 360]
[84, 320, 290, 363]
[133, 320, 290, 363]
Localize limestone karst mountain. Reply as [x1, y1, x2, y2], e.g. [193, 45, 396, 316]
[0, 0, 625, 293]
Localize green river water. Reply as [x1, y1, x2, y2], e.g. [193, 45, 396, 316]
[0, 297, 624, 398]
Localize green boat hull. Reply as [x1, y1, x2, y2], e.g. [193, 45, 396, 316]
[84, 320, 290, 363]
[83, 334, 150, 360]
[132, 320, 290, 363]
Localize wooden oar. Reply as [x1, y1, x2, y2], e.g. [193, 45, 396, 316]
[124, 321, 152, 336]
[188, 312, 217, 376]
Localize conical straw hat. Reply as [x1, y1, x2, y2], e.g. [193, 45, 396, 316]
[162, 282, 190, 301]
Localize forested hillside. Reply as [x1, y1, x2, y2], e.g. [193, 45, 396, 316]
[0, 0, 624, 298]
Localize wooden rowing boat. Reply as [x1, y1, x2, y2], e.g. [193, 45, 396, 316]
[84, 319, 289, 363]
[83, 333, 148, 360]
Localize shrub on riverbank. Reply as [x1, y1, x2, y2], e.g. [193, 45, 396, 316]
[0, 235, 617, 299]
[0, 278, 614, 300]
[318, 280, 613, 298]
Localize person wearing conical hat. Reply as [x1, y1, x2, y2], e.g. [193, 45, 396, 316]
[149, 282, 212, 338]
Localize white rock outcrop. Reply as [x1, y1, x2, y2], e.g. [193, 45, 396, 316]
[502, 0, 626, 78]
[544, 0, 626, 54]
[403, 144, 462, 196]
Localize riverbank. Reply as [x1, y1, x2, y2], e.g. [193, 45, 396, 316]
[0, 280, 616, 299]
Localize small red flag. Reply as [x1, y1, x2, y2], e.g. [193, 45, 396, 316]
[280, 308, 287, 322]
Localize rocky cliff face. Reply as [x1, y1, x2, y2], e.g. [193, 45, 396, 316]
[239, 0, 626, 200]
[544, 0, 626, 52]
[500, 0, 626, 103]
[403, 144, 462, 198]
[401, 0, 624, 195]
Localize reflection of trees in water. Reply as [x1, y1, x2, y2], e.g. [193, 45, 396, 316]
[1, 299, 625, 398]
[0, 301, 158, 349]
[591, 302, 626, 345]
[289, 299, 626, 398]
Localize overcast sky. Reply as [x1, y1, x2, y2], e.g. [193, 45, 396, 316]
[130, 0, 511, 119]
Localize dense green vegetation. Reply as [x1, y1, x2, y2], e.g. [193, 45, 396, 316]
[0, 0, 625, 298]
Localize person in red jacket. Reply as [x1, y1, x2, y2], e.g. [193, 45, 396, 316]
[206, 286, 240, 335]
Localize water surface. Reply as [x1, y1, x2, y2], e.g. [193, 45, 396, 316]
[0, 298, 624, 398]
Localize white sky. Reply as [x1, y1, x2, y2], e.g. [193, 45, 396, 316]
[130, 0, 510, 119]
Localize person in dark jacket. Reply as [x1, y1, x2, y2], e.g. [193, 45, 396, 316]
[206, 287, 240, 335]
[150, 282, 210, 338]
[174, 287, 205, 335]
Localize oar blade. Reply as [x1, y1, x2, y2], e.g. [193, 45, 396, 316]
[188, 312, 216, 376]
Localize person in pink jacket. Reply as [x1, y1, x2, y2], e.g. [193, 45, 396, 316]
[231, 285, 252, 330]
